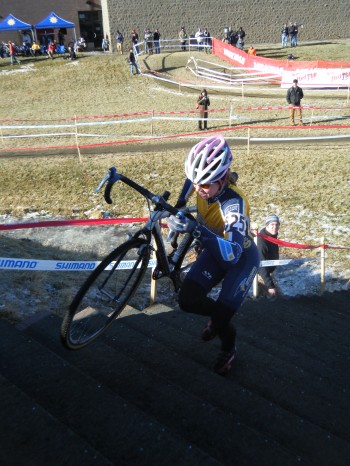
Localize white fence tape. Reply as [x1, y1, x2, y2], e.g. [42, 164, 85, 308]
[0, 257, 312, 272]
[0, 257, 157, 271]
[260, 258, 315, 267]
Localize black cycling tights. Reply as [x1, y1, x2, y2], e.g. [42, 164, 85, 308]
[179, 279, 236, 351]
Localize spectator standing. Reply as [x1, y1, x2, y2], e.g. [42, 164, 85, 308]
[257, 214, 281, 298]
[238, 27, 245, 40]
[168, 135, 259, 375]
[222, 33, 230, 44]
[195, 28, 204, 51]
[286, 78, 304, 125]
[281, 23, 289, 48]
[144, 28, 153, 54]
[291, 23, 299, 47]
[8, 41, 20, 65]
[153, 29, 161, 54]
[236, 37, 244, 50]
[179, 26, 188, 51]
[288, 22, 296, 47]
[203, 28, 211, 53]
[131, 29, 140, 55]
[1, 41, 9, 58]
[128, 49, 140, 75]
[197, 89, 210, 130]
[115, 31, 124, 54]
[247, 45, 256, 56]
[230, 29, 238, 47]
[102, 35, 110, 52]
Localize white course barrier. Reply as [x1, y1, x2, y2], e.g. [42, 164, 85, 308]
[0, 257, 157, 271]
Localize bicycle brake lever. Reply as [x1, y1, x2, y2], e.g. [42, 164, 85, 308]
[95, 167, 120, 193]
[95, 171, 111, 193]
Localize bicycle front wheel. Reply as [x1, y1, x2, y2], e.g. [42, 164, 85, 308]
[171, 236, 201, 291]
[61, 238, 150, 350]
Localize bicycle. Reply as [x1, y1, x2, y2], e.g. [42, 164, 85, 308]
[61, 166, 200, 350]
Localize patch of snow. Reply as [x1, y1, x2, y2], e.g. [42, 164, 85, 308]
[0, 64, 36, 75]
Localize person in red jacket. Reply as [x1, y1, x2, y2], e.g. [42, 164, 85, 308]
[8, 42, 20, 65]
[48, 41, 56, 59]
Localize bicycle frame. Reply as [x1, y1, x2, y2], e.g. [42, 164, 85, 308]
[60, 167, 199, 350]
[97, 166, 198, 290]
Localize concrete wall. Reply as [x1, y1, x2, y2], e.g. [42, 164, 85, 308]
[2, 0, 349, 50]
[103, 0, 350, 51]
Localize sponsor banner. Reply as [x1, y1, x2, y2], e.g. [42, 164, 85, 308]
[260, 258, 315, 267]
[281, 68, 350, 88]
[0, 258, 157, 271]
[212, 38, 350, 87]
[212, 39, 285, 77]
[0, 256, 312, 271]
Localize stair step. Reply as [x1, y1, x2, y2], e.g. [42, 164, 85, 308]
[0, 318, 220, 465]
[242, 295, 350, 342]
[23, 313, 300, 466]
[181, 297, 350, 387]
[238, 298, 350, 378]
[116, 306, 350, 442]
[0, 374, 113, 466]
[24, 311, 350, 466]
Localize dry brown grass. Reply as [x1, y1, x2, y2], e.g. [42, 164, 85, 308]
[1, 42, 350, 282]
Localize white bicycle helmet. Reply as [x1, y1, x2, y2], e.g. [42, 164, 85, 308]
[185, 135, 232, 184]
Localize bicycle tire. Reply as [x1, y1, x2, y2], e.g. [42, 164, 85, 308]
[171, 236, 200, 291]
[61, 237, 150, 350]
[178, 241, 199, 279]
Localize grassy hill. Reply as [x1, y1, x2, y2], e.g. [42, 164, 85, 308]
[0, 43, 349, 283]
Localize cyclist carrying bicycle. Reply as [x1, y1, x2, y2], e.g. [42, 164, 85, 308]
[167, 135, 259, 375]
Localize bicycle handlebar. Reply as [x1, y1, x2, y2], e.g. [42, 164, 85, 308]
[95, 166, 190, 219]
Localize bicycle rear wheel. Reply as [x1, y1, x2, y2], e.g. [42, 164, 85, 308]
[61, 238, 150, 350]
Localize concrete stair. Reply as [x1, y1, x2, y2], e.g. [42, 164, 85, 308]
[1, 290, 350, 465]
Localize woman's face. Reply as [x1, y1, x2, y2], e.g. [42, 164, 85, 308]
[193, 182, 220, 200]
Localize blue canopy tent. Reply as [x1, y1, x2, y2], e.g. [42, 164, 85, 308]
[35, 12, 76, 45]
[0, 14, 35, 41]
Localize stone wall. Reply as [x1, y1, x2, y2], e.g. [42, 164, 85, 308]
[102, 0, 349, 51]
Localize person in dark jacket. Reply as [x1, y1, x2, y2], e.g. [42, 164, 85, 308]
[153, 29, 161, 54]
[197, 89, 210, 130]
[128, 49, 140, 75]
[290, 22, 299, 47]
[257, 214, 281, 298]
[286, 79, 304, 125]
[281, 24, 289, 47]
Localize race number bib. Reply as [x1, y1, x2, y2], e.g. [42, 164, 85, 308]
[224, 212, 248, 236]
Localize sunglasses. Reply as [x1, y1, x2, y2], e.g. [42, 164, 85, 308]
[194, 182, 215, 189]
